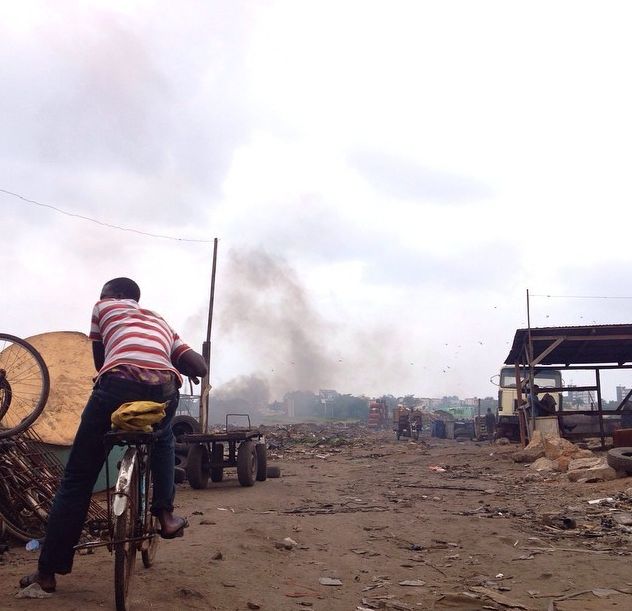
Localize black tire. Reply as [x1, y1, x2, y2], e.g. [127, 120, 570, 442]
[172, 415, 200, 439]
[141, 516, 160, 568]
[186, 444, 210, 489]
[114, 452, 139, 611]
[237, 440, 257, 487]
[255, 443, 267, 481]
[0, 334, 50, 439]
[210, 443, 224, 483]
[607, 447, 632, 472]
[174, 466, 186, 484]
[266, 465, 281, 478]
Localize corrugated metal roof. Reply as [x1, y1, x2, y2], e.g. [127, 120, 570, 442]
[504, 324, 632, 366]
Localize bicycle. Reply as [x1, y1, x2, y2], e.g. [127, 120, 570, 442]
[77, 429, 160, 611]
[0, 334, 50, 439]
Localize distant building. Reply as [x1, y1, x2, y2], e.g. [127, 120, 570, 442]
[616, 386, 632, 403]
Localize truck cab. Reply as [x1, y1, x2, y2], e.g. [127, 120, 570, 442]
[497, 366, 563, 440]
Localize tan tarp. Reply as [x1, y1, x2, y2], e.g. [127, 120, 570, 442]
[24, 331, 95, 446]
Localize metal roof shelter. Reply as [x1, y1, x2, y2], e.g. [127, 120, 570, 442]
[504, 324, 632, 447]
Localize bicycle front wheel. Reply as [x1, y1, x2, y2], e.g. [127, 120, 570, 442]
[114, 449, 139, 611]
[0, 334, 49, 439]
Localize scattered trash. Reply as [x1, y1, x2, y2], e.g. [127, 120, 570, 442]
[588, 497, 614, 505]
[398, 579, 425, 586]
[15, 583, 53, 599]
[319, 577, 343, 586]
[469, 586, 529, 609]
[177, 587, 205, 599]
[25, 539, 40, 552]
[247, 602, 261, 610]
[275, 537, 298, 550]
[429, 465, 446, 473]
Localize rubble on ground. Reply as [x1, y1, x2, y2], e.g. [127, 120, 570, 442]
[512, 431, 627, 482]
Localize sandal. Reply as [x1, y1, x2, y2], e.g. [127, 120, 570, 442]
[160, 517, 189, 540]
[19, 573, 56, 593]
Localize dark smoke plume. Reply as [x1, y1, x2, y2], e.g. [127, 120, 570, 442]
[218, 248, 336, 399]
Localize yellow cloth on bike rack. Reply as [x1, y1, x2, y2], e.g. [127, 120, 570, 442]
[110, 401, 167, 432]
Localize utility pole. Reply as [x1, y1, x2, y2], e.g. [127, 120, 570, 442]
[200, 238, 218, 434]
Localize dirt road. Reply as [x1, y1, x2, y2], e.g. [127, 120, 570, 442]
[2, 427, 632, 610]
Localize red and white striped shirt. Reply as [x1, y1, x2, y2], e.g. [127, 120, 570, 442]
[89, 298, 191, 384]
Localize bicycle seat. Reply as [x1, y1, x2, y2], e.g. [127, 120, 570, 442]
[104, 430, 158, 449]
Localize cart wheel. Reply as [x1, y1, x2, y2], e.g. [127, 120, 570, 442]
[186, 444, 210, 489]
[210, 443, 224, 483]
[255, 443, 267, 481]
[237, 440, 257, 487]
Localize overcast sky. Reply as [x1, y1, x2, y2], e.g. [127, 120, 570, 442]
[3, 1, 632, 401]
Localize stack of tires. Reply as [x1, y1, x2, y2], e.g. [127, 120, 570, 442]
[172, 415, 200, 484]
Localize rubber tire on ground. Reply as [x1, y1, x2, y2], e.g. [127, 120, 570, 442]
[174, 466, 186, 484]
[186, 444, 210, 489]
[141, 516, 160, 568]
[210, 443, 224, 483]
[174, 453, 188, 470]
[255, 443, 267, 481]
[172, 415, 200, 438]
[237, 440, 257, 487]
[607, 447, 632, 473]
[266, 465, 281, 478]
[114, 451, 138, 611]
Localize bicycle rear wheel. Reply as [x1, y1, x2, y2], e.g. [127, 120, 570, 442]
[114, 449, 139, 611]
[141, 516, 160, 568]
[0, 334, 49, 439]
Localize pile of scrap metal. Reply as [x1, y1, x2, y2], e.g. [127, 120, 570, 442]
[0, 428, 108, 543]
[367, 399, 388, 429]
[430, 410, 474, 440]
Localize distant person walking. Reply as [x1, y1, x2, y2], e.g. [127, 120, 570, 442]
[485, 407, 496, 443]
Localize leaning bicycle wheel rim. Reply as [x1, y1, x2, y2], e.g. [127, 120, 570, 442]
[0, 334, 49, 439]
[114, 451, 139, 611]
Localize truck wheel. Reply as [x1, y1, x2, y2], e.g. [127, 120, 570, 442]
[237, 440, 257, 487]
[210, 443, 224, 483]
[255, 443, 268, 481]
[186, 444, 210, 489]
[607, 447, 632, 472]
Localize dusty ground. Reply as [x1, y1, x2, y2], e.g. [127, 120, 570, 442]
[3, 427, 632, 610]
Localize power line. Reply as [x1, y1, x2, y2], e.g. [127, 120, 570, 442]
[1, 187, 214, 243]
[531, 294, 632, 300]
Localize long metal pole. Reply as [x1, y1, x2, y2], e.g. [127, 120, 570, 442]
[200, 238, 218, 434]
[526, 288, 536, 437]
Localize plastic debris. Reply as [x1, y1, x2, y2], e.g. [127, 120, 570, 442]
[319, 577, 342, 586]
[15, 583, 52, 599]
[25, 539, 40, 552]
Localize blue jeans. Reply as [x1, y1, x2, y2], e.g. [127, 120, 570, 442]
[38, 374, 179, 575]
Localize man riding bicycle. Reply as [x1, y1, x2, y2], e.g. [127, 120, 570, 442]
[21, 277, 207, 593]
